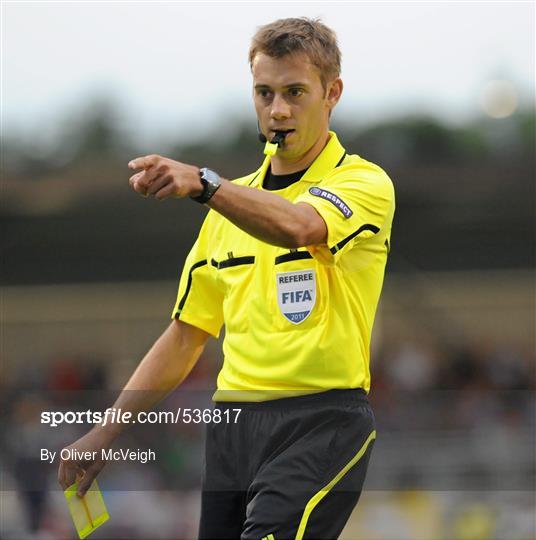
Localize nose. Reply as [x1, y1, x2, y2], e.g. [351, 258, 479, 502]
[270, 93, 291, 121]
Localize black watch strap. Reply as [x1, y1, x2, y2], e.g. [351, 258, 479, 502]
[191, 167, 221, 204]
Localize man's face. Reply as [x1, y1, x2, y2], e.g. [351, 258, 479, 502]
[252, 52, 341, 160]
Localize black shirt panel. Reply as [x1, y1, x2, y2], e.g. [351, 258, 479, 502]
[262, 166, 308, 191]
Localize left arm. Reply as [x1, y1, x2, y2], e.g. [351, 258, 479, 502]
[128, 154, 327, 248]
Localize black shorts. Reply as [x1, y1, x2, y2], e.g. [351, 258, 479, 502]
[198, 389, 376, 540]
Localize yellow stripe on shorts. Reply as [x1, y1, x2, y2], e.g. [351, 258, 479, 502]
[294, 430, 376, 540]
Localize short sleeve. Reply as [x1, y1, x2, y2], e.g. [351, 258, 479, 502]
[295, 162, 395, 265]
[170, 217, 224, 338]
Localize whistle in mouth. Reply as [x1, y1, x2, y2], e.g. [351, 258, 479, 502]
[263, 131, 287, 156]
[263, 140, 278, 156]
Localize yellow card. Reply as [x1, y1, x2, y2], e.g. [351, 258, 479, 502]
[64, 479, 109, 539]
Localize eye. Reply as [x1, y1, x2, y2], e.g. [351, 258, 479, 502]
[257, 89, 272, 99]
[288, 88, 304, 97]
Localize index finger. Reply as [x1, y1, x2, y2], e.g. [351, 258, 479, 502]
[128, 155, 158, 171]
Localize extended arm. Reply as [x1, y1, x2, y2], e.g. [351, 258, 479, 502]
[207, 180, 326, 248]
[58, 319, 209, 495]
[127, 155, 327, 248]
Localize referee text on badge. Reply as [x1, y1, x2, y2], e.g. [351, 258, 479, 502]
[276, 269, 316, 324]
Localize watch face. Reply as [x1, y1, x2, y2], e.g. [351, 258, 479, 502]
[191, 168, 221, 203]
[201, 168, 221, 187]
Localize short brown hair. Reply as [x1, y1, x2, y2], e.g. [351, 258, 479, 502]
[249, 17, 341, 90]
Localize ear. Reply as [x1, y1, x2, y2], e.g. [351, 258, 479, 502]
[326, 78, 343, 110]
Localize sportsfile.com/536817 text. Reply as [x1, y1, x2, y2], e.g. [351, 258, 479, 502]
[40, 407, 242, 427]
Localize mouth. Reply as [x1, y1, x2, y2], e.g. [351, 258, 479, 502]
[271, 128, 295, 136]
[270, 129, 295, 145]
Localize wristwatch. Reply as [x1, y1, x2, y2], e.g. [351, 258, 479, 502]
[191, 167, 222, 204]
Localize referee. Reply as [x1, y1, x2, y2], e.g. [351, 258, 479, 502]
[58, 17, 395, 539]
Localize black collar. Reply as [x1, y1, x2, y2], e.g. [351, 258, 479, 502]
[262, 166, 309, 191]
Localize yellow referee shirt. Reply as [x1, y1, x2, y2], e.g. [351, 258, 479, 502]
[171, 131, 395, 401]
